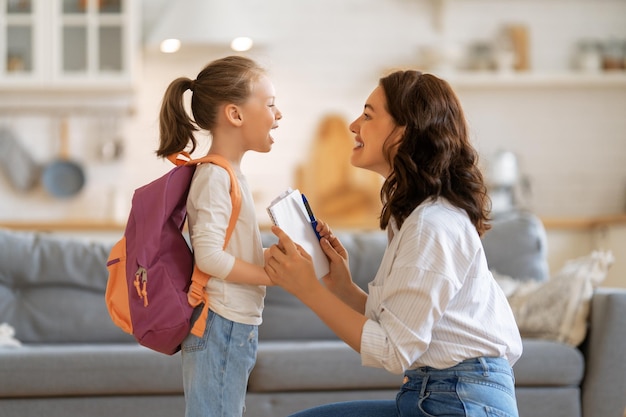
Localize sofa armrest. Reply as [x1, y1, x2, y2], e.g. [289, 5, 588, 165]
[581, 287, 626, 417]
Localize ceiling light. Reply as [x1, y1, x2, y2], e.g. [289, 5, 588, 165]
[230, 37, 253, 52]
[160, 38, 181, 53]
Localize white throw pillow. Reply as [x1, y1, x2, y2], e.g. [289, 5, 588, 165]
[493, 250, 614, 346]
[0, 323, 21, 348]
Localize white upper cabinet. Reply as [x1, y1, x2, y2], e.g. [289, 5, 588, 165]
[0, 0, 136, 112]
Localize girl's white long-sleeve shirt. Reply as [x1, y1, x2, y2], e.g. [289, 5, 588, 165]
[186, 163, 265, 326]
[361, 198, 523, 374]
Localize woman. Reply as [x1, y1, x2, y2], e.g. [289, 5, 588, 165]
[265, 70, 522, 417]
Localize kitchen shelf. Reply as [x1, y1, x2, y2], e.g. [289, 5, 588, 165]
[0, 220, 126, 232]
[446, 71, 626, 89]
[540, 214, 626, 231]
[0, 85, 135, 115]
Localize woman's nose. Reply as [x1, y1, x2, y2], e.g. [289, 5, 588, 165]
[349, 118, 359, 133]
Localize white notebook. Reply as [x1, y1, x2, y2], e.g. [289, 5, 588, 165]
[266, 188, 330, 279]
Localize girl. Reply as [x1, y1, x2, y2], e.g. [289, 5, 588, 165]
[265, 70, 523, 417]
[156, 55, 282, 417]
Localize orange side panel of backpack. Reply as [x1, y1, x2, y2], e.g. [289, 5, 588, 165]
[105, 237, 133, 334]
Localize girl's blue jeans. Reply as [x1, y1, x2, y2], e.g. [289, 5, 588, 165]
[181, 309, 258, 417]
[290, 357, 519, 417]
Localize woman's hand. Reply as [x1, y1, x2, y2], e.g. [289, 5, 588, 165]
[265, 226, 368, 353]
[264, 226, 322, 299]
[314, 220, 352, 294]
[316, 220, 369, 314]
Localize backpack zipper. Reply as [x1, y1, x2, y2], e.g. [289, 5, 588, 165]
[134, 267, 149, 307]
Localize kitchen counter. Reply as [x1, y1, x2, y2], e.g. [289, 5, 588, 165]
[0, 220, 126, 232]
[1, 214, 625, 233]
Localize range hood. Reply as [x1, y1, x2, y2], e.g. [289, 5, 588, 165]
[144, 0, 271, 50]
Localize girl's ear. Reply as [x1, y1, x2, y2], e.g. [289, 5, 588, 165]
[225, 104, 243, 126]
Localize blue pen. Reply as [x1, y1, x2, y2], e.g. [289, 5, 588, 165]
[301, 193, 322, 241]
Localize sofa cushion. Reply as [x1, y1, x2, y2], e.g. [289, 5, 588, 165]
[248, 340, 401, 393]
[482, 211, 550, 281]
[0, 344, 183, 397]
[513, 339, 584, 386]
[0, 229, 132, 344]
[250, 338, 585, 394]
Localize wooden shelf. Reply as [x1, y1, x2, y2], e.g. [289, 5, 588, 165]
[0, 220, 126, 232]
[541, 214, 626, 230]
[446, 71, 626, 89]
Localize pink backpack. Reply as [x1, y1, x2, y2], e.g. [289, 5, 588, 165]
[105, 153, 241, 355]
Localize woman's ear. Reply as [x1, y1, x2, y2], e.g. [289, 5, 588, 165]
[225, 104, 243, 126]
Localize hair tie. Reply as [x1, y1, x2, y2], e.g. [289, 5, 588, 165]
[189, 79, 196, 92]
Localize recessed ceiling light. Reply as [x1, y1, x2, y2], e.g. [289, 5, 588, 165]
[230, 37, 253, 52]
[160, 38, 181, 53]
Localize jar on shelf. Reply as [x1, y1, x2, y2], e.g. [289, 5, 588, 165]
[467, 41, 494, 71]
[575, 40, 603, 72]
[601, 38, 625, 71]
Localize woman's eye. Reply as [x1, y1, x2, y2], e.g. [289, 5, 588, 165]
[363, 113, 371, 120]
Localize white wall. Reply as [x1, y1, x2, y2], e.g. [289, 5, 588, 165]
[126, 0, 626, 219]
[1, 0, 625, 283]
[4, 0, 625, 218]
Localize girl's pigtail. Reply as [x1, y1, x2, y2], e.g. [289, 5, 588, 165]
[156, 77, 198, 158]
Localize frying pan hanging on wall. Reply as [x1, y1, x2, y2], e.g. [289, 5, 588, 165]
[41, 118, 86, 198]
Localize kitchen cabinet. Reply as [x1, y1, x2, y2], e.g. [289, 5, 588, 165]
[0, 0, 137, 113]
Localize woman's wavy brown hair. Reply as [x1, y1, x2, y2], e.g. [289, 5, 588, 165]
[156, 55, 265, 158]
[378, 70, 491, 236]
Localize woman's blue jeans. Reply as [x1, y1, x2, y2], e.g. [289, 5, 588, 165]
[181, 309, 258, 417]
[289, 357, 519, 417]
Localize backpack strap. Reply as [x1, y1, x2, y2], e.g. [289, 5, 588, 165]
[179, 153, 242, 338]
[166, 151, 192, 166]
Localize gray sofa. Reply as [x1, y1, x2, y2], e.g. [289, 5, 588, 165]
[1, 211, 625, 417]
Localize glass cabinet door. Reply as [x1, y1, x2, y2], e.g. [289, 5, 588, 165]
[1, 0, 132, 87]
[59, 0, 124, 76]
[5, 0, 34, 74]
[98, 0, 121, 14]
[99, 25, 121, 72]
[97, 0, 123, 73]
[62, 25, 87, 72]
